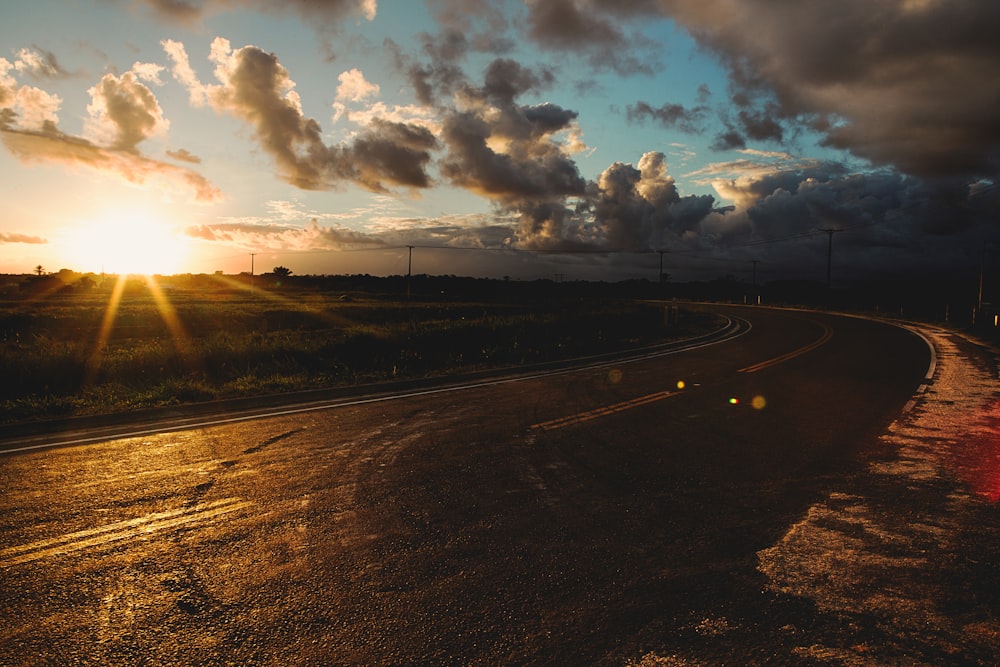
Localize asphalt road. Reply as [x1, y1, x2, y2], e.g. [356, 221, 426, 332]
[5, 304, 993, 666]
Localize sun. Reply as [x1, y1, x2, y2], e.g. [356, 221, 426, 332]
[66, 209, 190, 275]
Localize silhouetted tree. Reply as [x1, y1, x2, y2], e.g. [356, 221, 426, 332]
[272, 266, 292, 277]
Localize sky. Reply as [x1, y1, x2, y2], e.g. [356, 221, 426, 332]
[1, 0, 998, 284]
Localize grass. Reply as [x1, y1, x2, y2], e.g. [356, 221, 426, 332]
[0, 286, 722, 424]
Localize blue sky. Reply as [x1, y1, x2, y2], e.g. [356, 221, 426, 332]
[1, 1, 997, 283]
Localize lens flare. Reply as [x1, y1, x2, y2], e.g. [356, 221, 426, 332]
[677, 380, 686, 390]
[608, 368, 623, 384]
[752, 395, 767, 410]
[729, 397, 739, 405]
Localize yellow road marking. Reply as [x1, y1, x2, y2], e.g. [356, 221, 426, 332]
[738, 322, 834, 374]
[531, 389, 679, 431]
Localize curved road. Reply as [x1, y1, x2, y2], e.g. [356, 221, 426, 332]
[0, 306, 945, 665]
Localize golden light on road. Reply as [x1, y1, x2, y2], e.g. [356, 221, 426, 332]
[66, 208, 190, 276]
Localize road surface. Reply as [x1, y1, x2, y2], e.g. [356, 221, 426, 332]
[2, 305, 998, 666]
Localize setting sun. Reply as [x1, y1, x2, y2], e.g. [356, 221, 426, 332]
[64, 210, 190, 275]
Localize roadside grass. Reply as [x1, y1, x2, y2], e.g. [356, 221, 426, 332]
[0, 290, 721, 423]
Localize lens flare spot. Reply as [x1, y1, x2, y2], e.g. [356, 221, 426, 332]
[729, 397, 740, 405]
[752, 395, 767, 410]
[608, 368, 623, 384]
[676, 380, 686, 390]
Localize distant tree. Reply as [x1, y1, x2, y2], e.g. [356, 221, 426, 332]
[34, 265, 45, 276]
[272, 266, 292, 277]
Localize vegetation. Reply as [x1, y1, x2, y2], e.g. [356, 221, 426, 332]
[0, 273, 722, 424]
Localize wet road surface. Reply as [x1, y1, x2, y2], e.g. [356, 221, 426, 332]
[2, 306, 998, 665]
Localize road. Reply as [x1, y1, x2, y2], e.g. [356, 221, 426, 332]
[1, 305, 998, 666]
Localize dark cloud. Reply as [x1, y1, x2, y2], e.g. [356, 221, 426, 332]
[710, 129, 745, 152]
[478, 58, 554, 106]
[164, 38, 436, 193]
[439, 108, 586, 201]
[524, 0, 659, 75]
[738, 107, 783, 143]
[586, 151, 717, 251]
[700, 161, 998, 280]
[387, 32, 467, 107]
[627, 100, 708, 134]
[658, 0, 1000, 182]
[424, 0, 514, 53]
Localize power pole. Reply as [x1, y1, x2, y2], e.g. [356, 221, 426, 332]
[658, 250, 666, 283]
[750, 259, 760, 287]
[819, 228, 841, 290]
[250, 253, 256, 295]
[406, 245, 414, 299]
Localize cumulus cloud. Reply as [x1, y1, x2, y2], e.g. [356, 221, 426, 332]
[0, 58, 221, 202]
[582, 151, 718, 251]
[85, 70, 169, 152]
[164, 38, 436, 192]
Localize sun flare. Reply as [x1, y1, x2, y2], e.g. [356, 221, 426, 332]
[66, 209, 190, 276]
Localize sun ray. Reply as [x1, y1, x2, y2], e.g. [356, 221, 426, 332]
[144, 274, 194, 368]
[85, 274, 127, 385]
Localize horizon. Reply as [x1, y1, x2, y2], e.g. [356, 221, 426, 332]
[2, 2, 999, 285]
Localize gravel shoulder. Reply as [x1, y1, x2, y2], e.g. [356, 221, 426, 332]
[745, 324, 1000, 666]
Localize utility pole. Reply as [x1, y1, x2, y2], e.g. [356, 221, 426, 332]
[750, 259, 760, 287]
[658, 250, 666, 283]
[819, 228, 841, 290]
[406, 245, 414, 299]
[250, 253, 256, 296]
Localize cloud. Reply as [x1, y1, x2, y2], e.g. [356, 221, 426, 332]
[693, 159, 996, 278]
[657, 0, 1000, 182]
[523, 0, 660, 75]
[1, 127, 223, 202]
[0, 59, 221, 202]
[166, 147, 201, 163]
[0, 232, 47, 244]
[85, 70, 169, 152]
[134, 0, 377, 26]
[12, 47, 71, 80]
[423, 0, 514, 53]
[335, 68, 379, 102]
[165, 38, 436, 192]
[627, 100, 709, 134]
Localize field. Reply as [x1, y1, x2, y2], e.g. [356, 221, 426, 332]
[0, 278, 719, 424]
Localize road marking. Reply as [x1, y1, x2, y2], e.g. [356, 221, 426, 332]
[0, 497, 252, 568]
[738, 322, 834, 373]
[531, 389, 680, 431]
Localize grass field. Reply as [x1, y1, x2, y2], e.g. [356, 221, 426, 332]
[0, 282, 721, 424]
